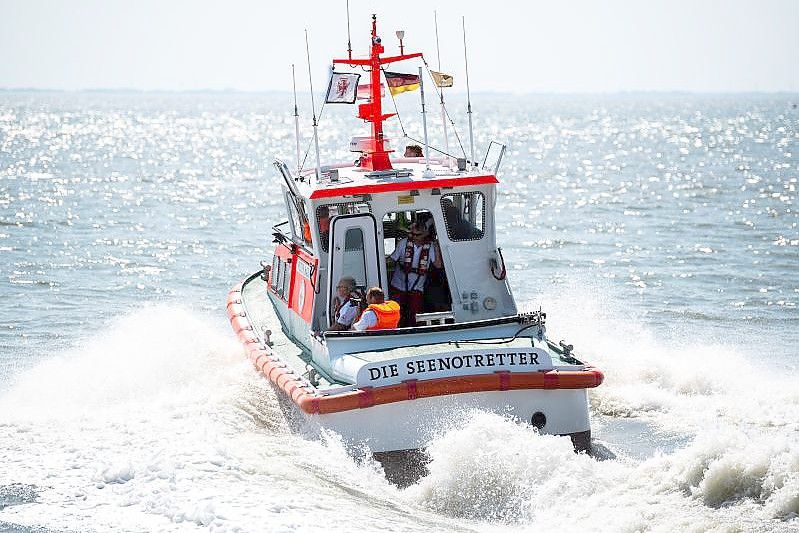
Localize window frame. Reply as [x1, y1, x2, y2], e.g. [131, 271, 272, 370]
[316, 201, 371, 252]
[440, 192, 486, 242]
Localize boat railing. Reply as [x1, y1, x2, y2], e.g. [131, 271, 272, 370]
[415, 311, 456, 326]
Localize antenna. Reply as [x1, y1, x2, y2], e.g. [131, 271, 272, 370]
[462, 16, 475, 167]
[434, 10, 450, 164]
[346, 0, 352, 60]
[291, 64, 301, 174]
[419, 66, 432, 175]
[305, 29, 322, 181]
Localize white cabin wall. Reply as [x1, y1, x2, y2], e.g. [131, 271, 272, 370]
[300, 180, 517, 330]
[433, 184, 517, 320]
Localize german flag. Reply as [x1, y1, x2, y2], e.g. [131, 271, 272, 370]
[384, 71, 421, 96]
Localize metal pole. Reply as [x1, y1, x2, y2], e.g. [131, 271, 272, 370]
[346, 0, 352, 60]
[419, 66, 431, 171]
[434, 11, 450, 163]
[462, 16, 475, 167]
[305, 30, 322, 181]
[291, 64, 301, 175]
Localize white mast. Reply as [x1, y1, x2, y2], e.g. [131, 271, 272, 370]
[462, 16, 475, 168]
[291, 64, 301, 175]
[305, 30, 322, 181]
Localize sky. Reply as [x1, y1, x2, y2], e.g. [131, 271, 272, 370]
[1, 0, 798, 93]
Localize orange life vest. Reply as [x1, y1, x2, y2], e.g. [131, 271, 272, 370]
[366, 300, 401, 330]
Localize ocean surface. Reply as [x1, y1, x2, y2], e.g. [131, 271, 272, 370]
[1, 91, 797, 532]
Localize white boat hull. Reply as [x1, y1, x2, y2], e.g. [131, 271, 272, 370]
[289, 388, 590, 453]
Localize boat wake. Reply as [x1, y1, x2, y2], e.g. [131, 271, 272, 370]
[1, 299, 797, 531]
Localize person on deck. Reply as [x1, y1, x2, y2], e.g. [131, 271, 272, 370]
[388, 222, 443, 327]
[329, 276, 362, 331]
[404, 144, 423, 157]
[352, 287, 400, 331]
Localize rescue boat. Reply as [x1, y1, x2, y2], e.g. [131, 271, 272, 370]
[226, 14, 603, 481]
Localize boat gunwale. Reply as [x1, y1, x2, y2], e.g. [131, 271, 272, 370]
[228, 283, 604, 416]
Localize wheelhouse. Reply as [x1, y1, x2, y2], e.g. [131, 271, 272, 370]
[267, 155, 513, 342]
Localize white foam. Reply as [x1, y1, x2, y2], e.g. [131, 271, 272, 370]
[406, 411, 798, 531]
[1, 297, 797, 531]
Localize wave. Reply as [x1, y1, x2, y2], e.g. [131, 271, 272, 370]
[1, 297, 796, 531]
[406, 412, 799, 530]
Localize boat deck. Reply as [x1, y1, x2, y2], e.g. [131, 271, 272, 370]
[240, 272, 586, 392]
[296, 157, 498, 199]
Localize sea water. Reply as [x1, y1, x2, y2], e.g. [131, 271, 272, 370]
[0, 92, 797, 532]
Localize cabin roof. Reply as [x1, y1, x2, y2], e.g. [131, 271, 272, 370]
[298, 157, 498, 200]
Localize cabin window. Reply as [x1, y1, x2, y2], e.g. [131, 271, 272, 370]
[441, 192, 485, 241]
[269, 255, 280, 290]
[285, 193, 312, 246]
[316, 201, 371, 252]
[274, 259, 285, 298]
[382, 209, 436, 256]
[282, 260, 291, 299]
[342, 227, 368, 290]
[272, 257, 291, 301]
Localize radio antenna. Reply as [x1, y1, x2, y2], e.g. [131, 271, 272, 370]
[346, 0, 353, 59]
[419, 66, 432, 174]
[291, 64, 301, 174]
[434, 11, 450, 164]
[305, 29, 322, 181]
[462, 16, 475, 167]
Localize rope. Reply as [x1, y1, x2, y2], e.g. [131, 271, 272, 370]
[420, 58, 468, 159]
[304, 61, 469, 170]
[383, 64, 467, 161]
[382, 67, 407, 137]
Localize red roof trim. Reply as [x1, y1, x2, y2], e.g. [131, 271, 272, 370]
[309, 175, 498, 199]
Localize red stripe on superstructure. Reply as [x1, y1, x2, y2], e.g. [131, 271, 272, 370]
[308, 175, 498, 199]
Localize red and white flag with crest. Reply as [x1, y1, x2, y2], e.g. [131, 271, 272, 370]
[325, 72, 360, 104]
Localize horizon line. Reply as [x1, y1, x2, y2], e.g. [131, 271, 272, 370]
[2, 87, 799, 97]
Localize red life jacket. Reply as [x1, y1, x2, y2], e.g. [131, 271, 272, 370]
[366, 300, 401, 330]
[402, 240, 431, 276]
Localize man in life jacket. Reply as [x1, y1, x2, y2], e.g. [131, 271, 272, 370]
[388, 221, 443, 327]
[352, 287, 400, 331]
[329, 276, 363, 331]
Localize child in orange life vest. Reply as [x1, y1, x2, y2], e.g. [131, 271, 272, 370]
[352, 287, 400, 331]
[388, 222, 443, 327]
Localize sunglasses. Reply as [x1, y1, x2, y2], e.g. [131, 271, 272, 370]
[409, 232, 423, 237]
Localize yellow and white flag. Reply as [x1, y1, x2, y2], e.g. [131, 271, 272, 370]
[430, 71, 454, 88]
